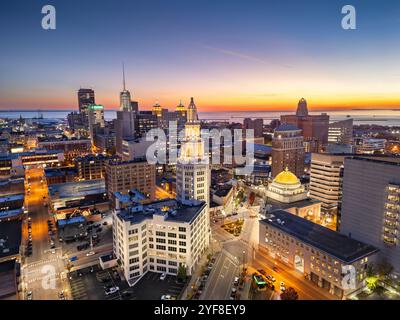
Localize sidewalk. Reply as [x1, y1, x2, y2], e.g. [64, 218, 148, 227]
[181, 239, 221, 300]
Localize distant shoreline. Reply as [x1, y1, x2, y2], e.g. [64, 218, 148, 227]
[0, 108, 400, 113]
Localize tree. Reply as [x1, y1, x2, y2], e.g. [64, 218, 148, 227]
[376, 259, 394, 285]
[280, 287, 299, 300]
[177, 265, 187, 283]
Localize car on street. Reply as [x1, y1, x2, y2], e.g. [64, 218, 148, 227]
[257, 269, 267, 276]
[27, 291, 33, 300]
[233, 276, 239, 286]
[161, 295, 176, 300]
[86, 251, 96, 256]
[105, 286, 119, 295]
[280, 282, 286, 292]
[266, 275, 276, 282]
[159, 272, 167, 280]
[59, 291, 66, 300]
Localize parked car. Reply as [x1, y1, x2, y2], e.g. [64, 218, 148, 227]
[280, 281, 286, 292]
[58, 291, 66, 300]
[266, 275, 276, 282]
[27, 291, 33, 300]
[161, 294, 176, 300]
[105, 286, 119, 295]
[159, 272, 167, 281]
[257, 269, 266, 276]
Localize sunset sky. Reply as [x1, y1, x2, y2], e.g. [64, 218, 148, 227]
[1, 0, 400, 112]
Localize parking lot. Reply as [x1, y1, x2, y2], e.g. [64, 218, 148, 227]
[128, 272, 185, 300]
[69, 265, 185, 300]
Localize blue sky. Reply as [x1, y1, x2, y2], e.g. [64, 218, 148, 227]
[1, 0, 400, 111]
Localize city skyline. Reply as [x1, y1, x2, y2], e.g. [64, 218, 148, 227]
[2, 0, 400, 111]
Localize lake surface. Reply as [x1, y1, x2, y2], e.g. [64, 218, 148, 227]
[0, 109, 400, 126]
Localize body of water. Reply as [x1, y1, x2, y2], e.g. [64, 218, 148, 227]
[1, 109, 400, 126]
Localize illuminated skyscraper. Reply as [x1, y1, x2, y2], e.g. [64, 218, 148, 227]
[120, 64, 132, 111]
[77, 88, 95, 114]
[176, 97, 210, 207]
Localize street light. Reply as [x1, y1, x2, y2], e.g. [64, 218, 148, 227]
[242, 250, 246, 275]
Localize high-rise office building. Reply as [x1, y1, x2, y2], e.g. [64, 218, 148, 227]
[87, 104, 105, 140]
[111, 98, 210, 283]
[281, 98, 329, 152]
[340, 156, 400, 274]
[328, 118, 353, 145]
[175, 101, 187, 131]
[176, 97, 210, 207]
[120, 65, 133, 111]
[115, 110, 137, 156]
[271, 124, 305, 178]
[77, 88, 95, 114]
[137, 111, 159, 137]
[105, 158, 156, 201]
[243, 118, 264, 138]
[309, 153, 345, 228]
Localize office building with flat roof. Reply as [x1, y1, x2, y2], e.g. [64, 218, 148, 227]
[112, 196, 209, 285]
[259, 210, 379, 298]
[340, 156, 400, 274]
[105, 158, 156, 202]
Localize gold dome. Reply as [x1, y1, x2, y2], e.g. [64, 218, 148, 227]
[274, 167, 299, 185]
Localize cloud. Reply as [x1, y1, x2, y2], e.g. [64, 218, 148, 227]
[198, 44, 292, 69]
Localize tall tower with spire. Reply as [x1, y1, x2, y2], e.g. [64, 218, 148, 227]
[176, 97, 210, 207]
[296, 98, 308, 117]
[120, 64, 132, 111]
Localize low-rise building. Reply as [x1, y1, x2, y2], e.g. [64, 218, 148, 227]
[74, 154, 117, 181]
[356, 138, 386, 154]
[48, 179, 108, 219]
[259, 210, 379, 298]
[37, 137, 91, 161]
[45, 166, 78, 185]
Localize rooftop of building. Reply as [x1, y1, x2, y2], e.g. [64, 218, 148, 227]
[45, 166, 77, 177]
[37, 136, 91, 142]
[267, 198, 320, 211]
[107, 157, 149, 166]
[115, 190, 146, 204]
[0, 220, 22, 259]
[0, 194, 24, 203]
[345, 156, 400, 166]
[273, 168, 300, 185]
[48, 179, 105, 199]
[74, 153, 117, 162]
[117, 198, 206, 225]
[274, 124, 300, 132]
[213, 185, 233, 197]
[0, 208, 24, 220]
[260, 210, 378, 264]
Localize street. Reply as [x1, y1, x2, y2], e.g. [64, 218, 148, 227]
[20, 167, 69, 300]
[203, 195, 337, 300]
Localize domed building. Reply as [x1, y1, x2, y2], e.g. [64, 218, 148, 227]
[266, 167, 307, 203]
